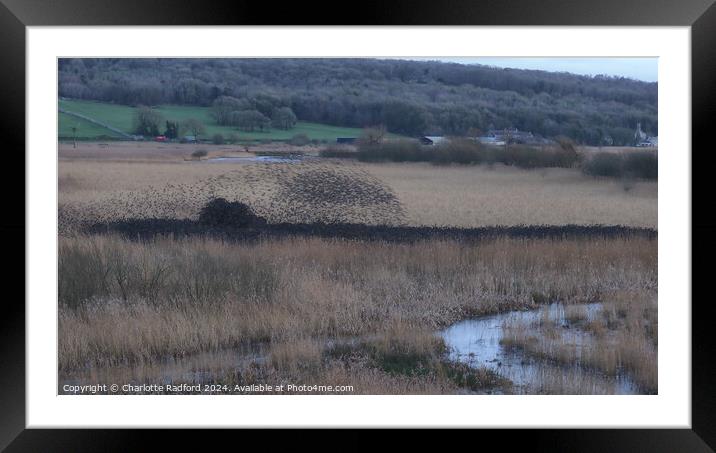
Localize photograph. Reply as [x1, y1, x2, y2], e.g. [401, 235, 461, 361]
[56, 56, 659, 396]
[2, 0, 709, 444]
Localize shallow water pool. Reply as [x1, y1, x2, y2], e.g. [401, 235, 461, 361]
[440, 303, 640, 394]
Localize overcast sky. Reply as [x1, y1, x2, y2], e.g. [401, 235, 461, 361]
[396, 57, 658, 82]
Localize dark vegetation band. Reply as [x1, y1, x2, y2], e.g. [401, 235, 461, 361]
[321, 137, 657, 179]
[87, 198, 657, 243]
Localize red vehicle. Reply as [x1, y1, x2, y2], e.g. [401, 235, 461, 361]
[154, 135, 167, 142]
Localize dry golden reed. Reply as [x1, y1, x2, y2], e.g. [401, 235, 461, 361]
[59, 234, 656, 373]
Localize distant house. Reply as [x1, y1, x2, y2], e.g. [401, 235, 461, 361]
[420, 136, 447, 145]
[477, 136, 506, 146]
[637, 136, 658, 147]
[487, 128, 535, 144]
[336, 137, 357, 144]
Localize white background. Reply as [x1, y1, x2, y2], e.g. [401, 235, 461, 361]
[27, 26, 690, 428]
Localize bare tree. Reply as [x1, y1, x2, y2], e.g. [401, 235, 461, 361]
[359, 125, 387, 146]
[180, 118, 206, 142]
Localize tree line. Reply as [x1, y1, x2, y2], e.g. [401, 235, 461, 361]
[209, 96, 296, 131]
[59, 58, 658, 145]
[133, 107, 207, 140]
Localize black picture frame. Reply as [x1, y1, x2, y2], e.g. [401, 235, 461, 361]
[2, 0, 714, 449]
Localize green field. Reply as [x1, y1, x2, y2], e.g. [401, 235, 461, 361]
[58, 112, 124, 139]
[58, 99, 387, 142]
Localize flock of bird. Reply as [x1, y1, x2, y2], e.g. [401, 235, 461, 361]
[59, 160, 657, 243]
[59, 161, 406, 236]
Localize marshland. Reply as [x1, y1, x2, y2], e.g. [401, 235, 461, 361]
[57, 57, 657, 395]
[59, 144, 657, 394]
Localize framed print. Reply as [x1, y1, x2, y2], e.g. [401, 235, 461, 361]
[3, 0, 715, 448]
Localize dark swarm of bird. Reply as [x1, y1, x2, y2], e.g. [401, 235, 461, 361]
[59, 161, 406, 235]
[60, 161, 657, 243]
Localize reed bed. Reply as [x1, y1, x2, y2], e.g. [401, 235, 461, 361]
[59, 234, 656, 377]
[501, 290, 658, 393]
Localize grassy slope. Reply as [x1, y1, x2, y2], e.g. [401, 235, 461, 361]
[58, 112, 123, 139]
[59, 99, 385, 141]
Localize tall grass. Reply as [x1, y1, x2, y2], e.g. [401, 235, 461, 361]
[501, 290, 657, 393]
[59, 236, 280, 309]
[59, 234, 657, 372]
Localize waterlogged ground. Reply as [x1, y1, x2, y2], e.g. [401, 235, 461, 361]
[59, 303, 646, 395]
[58, 145, 657, 395]
[441, 303, 641, 394]
[202, 155, 311, 164]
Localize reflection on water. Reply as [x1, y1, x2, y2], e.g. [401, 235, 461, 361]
[440, 303, 641, 394]
[203, 155, 310, 164]
[59, 303, 644, 395]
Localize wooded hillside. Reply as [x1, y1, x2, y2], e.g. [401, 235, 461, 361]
[59, 58, 657, 145]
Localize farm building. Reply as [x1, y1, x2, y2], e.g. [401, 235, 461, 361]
[420, 136, 448, 145]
